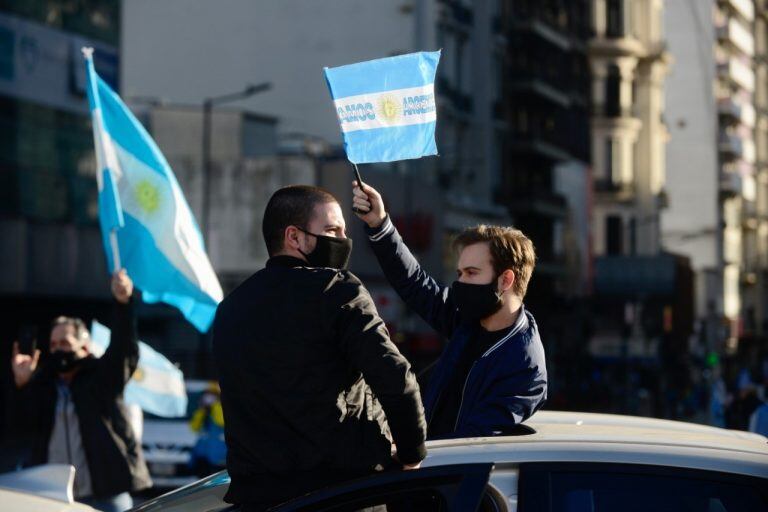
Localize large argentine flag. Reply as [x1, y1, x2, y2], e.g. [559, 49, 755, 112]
[90, 320, 188, 418]
[324, 51, 440, 164]
[83, 49, 223, 332]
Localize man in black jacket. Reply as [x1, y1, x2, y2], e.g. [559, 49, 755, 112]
[9, 270, 151, 511]
[213, 185, 427, 511]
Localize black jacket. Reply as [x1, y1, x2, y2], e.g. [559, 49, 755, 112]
[213, 256, 427, 506]
[8, 299, 152, 498]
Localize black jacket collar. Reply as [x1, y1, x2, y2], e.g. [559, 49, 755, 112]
[266, 255, 308, 269]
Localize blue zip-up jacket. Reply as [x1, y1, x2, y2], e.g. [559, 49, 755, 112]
[367, 217, 548, 439]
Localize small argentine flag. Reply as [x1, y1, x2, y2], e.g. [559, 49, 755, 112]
[90, 320, 188, 418]
[83, 48, 223, 332]
[324, 51, 440, 164]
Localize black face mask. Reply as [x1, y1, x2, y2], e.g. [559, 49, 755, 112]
[297, 228, 353, 270]
[451, 279, 503, 322]
[50, 350, 86, 374]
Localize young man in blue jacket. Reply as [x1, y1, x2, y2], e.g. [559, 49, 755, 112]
[353, 182, 547, 439]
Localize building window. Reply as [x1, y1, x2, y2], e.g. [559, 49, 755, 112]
[604, 137, 616, 183]
[605, 64, 621, 117]
[606, 0, 625, 38]
[606, 215, 623, 255]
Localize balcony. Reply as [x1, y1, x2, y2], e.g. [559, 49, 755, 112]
[720, 170, 743, 197]
[719, 130, 756, 163]
[716, 17, 755, 56]
[718, 0, 755, 22]
[594, 179, 635, 202]
[717, 57, 756, 92]
[594, 255, 678, 296]
[719, 132, 746, 160]
[717, 96, 756, 127]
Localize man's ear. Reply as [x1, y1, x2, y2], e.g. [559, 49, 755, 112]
[284, 226, 302, 251]
[499, 269, 515, 292]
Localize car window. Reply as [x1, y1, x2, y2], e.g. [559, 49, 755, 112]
[518, 463, 767, 512]
[273, 463, 493, 512]
[318, 489, 447, 511]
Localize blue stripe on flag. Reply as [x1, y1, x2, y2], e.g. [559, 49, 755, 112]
[343, 122, 438, 164]
[324, 51, 440, 98]
[102, 213, 219, 332]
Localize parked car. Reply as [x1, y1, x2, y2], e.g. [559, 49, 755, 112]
[142, 380, 216, 489]
[0, 464, 95, 512]
[129, 410, 768, 511]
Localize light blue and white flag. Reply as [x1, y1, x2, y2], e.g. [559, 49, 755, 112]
[324, 51, 440, 164]
[83, 48, 223, 332]
[90, 320, 188, 418]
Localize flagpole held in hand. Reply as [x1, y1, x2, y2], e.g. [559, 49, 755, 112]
[352, 163, 369, 214]
[110, 230, 122, 272]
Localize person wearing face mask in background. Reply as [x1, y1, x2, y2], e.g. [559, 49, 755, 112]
[188, 383, 226, 477]
[8, 270, 151, 512]
[212, 185, 427, 511]
[353, 182, 547, 439]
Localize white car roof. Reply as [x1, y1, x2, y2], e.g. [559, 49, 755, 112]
[422, 411, 768, 479]
[528, 410, 765, 441]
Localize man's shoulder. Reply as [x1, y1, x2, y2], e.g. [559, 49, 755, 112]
[219, 267, 368, 308]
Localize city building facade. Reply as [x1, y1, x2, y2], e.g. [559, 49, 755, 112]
[664, 0, 768, 368]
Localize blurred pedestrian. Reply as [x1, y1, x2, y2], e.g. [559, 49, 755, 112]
[353, 182, 547, 439]
[188, 383, 226, 477]
[8, 270, 151, 512]
[726, 369, 763, 431]
[213, 185, 427, 511]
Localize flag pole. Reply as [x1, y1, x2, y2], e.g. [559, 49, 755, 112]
[352, 162, 364, 187]
[110, 230, 122, 272]
[351, 162, 368, 214]
[83, 46, 122, 273]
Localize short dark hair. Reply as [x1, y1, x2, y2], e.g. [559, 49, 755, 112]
[262, 185, 338, 256]
[453, 225, 536, 298]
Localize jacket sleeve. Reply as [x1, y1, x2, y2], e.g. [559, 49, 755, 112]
[96, 298, 139, 398]
[6, 368, 47, 437]
[366, 216, 458, 339]
[328, 272, 427, 465]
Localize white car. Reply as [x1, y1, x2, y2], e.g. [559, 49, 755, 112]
[0, 465, 95, 512]
[131, 411, 768, 511]
[142, 380, 215, 489]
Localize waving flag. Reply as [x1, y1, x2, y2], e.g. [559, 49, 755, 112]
[324, 51, 440, 164]
[83, 48, 223, 332]
[90, 321, 188, 418]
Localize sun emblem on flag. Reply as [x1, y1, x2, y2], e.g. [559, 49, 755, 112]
[132, 367, 145, 382]
[378, 96, 401, 123]
[135, 180, 160, 213]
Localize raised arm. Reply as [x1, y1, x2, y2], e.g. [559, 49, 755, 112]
[353, 182, 458, 338]
[96, 269, 140, 397]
